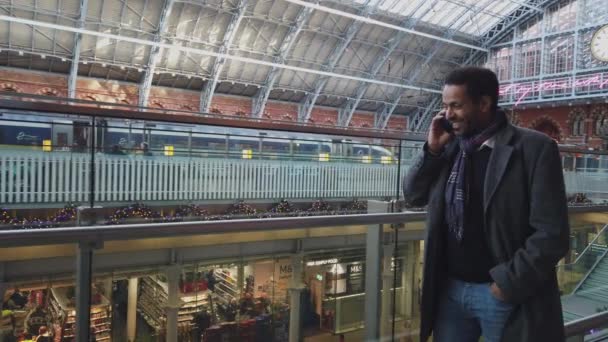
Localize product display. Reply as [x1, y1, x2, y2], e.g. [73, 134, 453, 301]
[49, 287, 112, 341]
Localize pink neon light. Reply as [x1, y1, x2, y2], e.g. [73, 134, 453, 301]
[499, 72, 608, 106]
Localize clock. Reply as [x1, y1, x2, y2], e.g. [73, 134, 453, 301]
[591, 24, 608, 62]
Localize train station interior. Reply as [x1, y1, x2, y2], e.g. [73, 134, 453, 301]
[0, 0, 607, 341]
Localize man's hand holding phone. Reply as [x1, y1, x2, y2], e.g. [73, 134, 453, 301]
[427, 111, 454, 155]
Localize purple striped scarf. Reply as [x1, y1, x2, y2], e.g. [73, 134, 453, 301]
[444, 110, 507, 242]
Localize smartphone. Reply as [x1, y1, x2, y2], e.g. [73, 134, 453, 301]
[439, 117, 453, 133]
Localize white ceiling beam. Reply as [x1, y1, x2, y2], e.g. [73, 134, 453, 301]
[251, 6, 313, 118]
[0, 15, 442, 95]
[200, 0, 249, 113]
[139, 0, 175, 107]
[68, 0, 88, 99]
[283, 0, 488, 52]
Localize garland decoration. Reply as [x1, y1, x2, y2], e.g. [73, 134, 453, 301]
[0, 204, 77, 229]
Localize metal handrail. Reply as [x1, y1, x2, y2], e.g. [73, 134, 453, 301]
[0, 94, 424, 141]
[0, 205, 606, 248]
[565, 310, 608, 337]
[0, 212, 426, 248]
[571, 246, 608, 294]
[560, 223, 608, 268]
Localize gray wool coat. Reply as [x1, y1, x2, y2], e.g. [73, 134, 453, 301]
[403, 123, 570, 342]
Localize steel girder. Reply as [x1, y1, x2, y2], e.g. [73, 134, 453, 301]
[408, 0, 561, 132]
[138, 0, 175, 107]
[68, 0, 89, 99]
[462, 0, 561, 67]
[297, 0, 377, 123]
[251, 6, 313, 118]
[377, 0, 500, 131]
[339, 1, 433, 128]
[199, 0, 249, 113]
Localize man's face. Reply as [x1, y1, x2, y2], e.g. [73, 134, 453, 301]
[442, 84, 490, 137]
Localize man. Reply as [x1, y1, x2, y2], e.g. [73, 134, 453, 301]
[403, 67, 569, 342]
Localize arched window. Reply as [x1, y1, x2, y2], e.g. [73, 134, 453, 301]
[38, 88, 58, 96]
[571, 116, 584, 136]
[0, 83, 20, 92]
[532, 118, 562, 142]
[597, 116, 607, 136]
[151, 101, 164, 109]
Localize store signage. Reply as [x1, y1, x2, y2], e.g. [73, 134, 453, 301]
[306, 258, 338, 266]
[499, 72, 608, 106]
[348, 264, 363, 274]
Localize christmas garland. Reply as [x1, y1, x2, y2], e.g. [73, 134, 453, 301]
[343, 199, 367, 212]
[105, 203, 164, 225]
[1, 199, 371, 229]
[0, 204, 77, 229]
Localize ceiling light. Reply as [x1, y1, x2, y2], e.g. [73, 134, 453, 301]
[61, 57, 66, 62]
[102, 63, 106, 67]
[171, 73, 176, 77]
[83, 60, 87, 64]
[18, 51, 23, 56]
[187, 75, 191, 79]
[120, 65, 125, 70]
[40, 54, 46, 59]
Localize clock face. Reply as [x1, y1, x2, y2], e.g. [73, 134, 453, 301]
[591, 25, 608, 62]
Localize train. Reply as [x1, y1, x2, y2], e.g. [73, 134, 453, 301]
[0, 111, 409, 164]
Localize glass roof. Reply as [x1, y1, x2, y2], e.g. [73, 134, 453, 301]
[354, 0, 524, 36]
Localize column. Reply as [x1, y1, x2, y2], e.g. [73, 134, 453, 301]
[236, 262, 245, 322]
[165, 265, 182, 342]
[76, 241, 97, 342]
[381, 244, 394, 337]
[289, 254, 305, 342]
[402, 241, 416, 319]
[127, 277, 139, 342]
[237, 263, 245, 294]
[364, 200, 390, 341]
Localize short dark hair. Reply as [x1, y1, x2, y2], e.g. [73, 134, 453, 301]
[444, 67, 499, 111]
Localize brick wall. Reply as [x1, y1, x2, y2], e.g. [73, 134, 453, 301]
[5, 67, 606, 148]
[512, 104, 607, 149]
[0, 68, 412, 133]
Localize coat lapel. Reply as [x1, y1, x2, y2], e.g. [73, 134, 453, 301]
[484, 124, 515, 213]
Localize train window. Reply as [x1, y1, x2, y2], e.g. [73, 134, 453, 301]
[148, 128, 190, 156]
[228, 135, 259, 159]
[262, 139, 290, 160]
[293, 140, 319, 160]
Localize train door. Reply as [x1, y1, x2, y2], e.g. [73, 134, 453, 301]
[72, 121, 90, 152]
[52, 120, 73, 151]
[332, 139, 352, 162]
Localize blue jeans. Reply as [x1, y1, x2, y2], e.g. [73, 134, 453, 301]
[433, 278, 514, 342]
